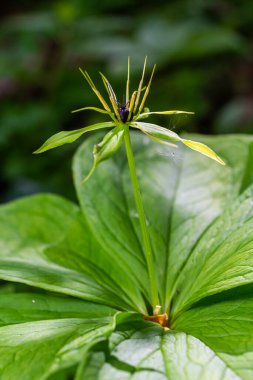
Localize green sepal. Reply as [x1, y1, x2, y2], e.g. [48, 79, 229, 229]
[33, 122, 115, 154]
[82, 125, 125, 184]
[133, 122, 225, 165]
[182, 139, 225, 165]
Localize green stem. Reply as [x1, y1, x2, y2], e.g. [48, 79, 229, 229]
[124, 127, 159, 312]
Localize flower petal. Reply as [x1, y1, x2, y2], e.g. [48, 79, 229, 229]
[71, 107, 114, 116]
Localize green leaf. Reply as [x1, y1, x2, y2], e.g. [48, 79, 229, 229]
[78, 322, 240, 379]
[0, 292, 118, 380]
[0, 194, 132, 309]
[171, 183, 253, 316]
[33, 122, 114, 153]
[0, 292, 116, 327]
[82, 125, 125, 184]
[74, 132, 253, 314]
[44, 212, 147, 313]
[2, 133, 253, 379]
[173, 297, 253, 379]
[74, 135, 150, 313]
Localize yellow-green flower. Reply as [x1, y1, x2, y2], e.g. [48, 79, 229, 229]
[34, 57, 225, 183]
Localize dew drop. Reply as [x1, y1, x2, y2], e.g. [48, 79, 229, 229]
[32, 299, 36, 304]
[130, 210, 139, 219]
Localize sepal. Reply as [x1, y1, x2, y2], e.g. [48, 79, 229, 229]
[82, 125, 125, 183]
[133, 122, 225, 165]
[33, 122, 115, 154]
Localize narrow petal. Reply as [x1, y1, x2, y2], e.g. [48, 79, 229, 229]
[79, 68, 112, 113]
[126, 56, 130, 104]
[138, 64, 156, 114]
[99, 72, 120, 120]
[133, 56, 147, 113]
[71, 106, 114, 116]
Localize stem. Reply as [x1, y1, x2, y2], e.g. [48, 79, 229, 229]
[124, 127, 159, 312]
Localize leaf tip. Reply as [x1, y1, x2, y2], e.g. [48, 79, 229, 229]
[33, 147, 43, 154]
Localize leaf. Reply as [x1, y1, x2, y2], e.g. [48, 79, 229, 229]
[74, 136, 151, 312]
[82, 125, 125, 183]
[0, 194, 134, 309]
[44, 212, 147, 313]
[170, 183, 253, 316]
[0, 292, 118, 380]
[1, 133, 253, 379]
[78, 322, 240, 380]
[0, 292, 116, 325]
[73, 132, 253, 314]
[173, 297, 253, 379]
[33, 122, 114, 153]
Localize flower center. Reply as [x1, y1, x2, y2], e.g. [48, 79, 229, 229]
[118, 105, 133, 123]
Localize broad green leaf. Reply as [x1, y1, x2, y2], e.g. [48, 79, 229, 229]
[0, 193, 147, 312]
[74, 133, 253, 313]
[0, 194, 134, 309]
[74, 136, 150, 310]
[171, 183, 253, 315]
[78, 323, 240, 380]
[173, 297, 253, 379]
[0, 292, 116, 326]
[44, 211, 147, 313]
[0, 292, 118, 380]
[1, 133, 253, 379]
[82, 125, 125, 183]
[33, 122, 114, 153]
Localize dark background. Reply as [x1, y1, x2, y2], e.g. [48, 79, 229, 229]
[1, 0, 253, 203]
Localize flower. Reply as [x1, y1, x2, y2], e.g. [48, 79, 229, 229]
[34, 57, 225, 182]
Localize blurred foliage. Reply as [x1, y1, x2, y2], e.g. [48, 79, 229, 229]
[1, 0, 253, 202]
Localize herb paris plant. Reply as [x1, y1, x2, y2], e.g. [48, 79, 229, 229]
[1, 59, 253, 380]
[34, 58, 225, 320]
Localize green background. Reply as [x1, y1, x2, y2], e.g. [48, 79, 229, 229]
[1, 0, 253, 202]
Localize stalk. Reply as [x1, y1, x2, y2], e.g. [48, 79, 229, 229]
[124, 126, 159, 312]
